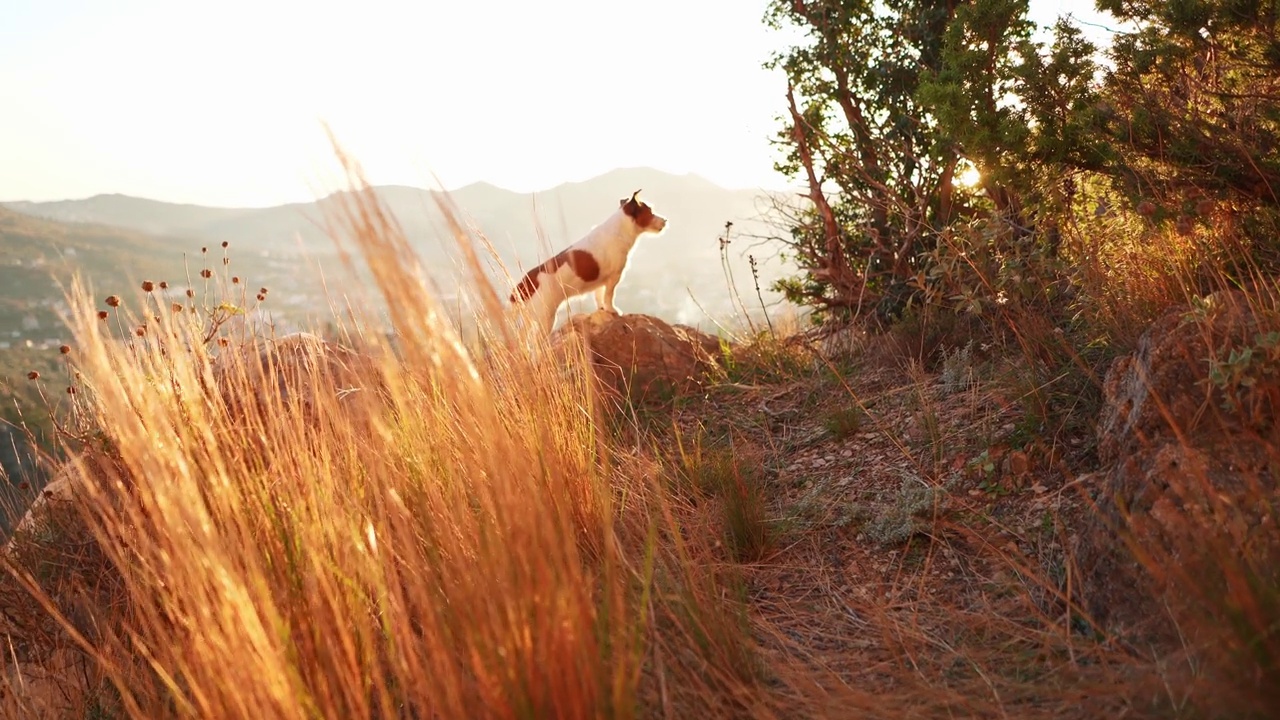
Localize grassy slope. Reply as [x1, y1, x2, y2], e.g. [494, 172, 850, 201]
[0, 207, 190, 334]
[0, 154, 1276, 720]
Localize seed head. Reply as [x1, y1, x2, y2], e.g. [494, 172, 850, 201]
[186, 288, 195, 298]
[135, 327, 146, 337]
[105, 295, 121, 308]
[97, 311, 108, 321]
[141, 280, 155, 292]
[26, 371, 39, 380]
[159, 281, 169, 290]
[66, 386, 76, 395]
[218, 337, 229, 347]
[171, 302, 183, 313]
[59, 344, 70, 354]
[221, 240, 229, 249]
[256, 293, 266, 302]
[232, 276, 240, 284]
[201, 246, 208, 254]
[222, 257, 229, 265]
[259, 287, 268, 296]
[200, 269, 213, 279]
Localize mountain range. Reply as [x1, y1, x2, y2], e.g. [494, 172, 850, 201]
[0, 167, 802, 339]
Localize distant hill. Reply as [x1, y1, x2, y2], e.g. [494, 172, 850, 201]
[2, 168, 802, 331]
[0, 206, 187, 342]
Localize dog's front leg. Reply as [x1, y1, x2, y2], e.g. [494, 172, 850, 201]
[595, 282, 620, 315]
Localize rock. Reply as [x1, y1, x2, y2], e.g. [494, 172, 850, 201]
[1075, 290, 1280, 638]
[210, 332, 382, 418]
[1095, 289, 1280, 463]
[550, 311, 724, 406]
[1, 457, 122, 715]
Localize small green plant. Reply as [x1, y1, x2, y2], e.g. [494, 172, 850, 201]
[670, 426, 776, 562]
[939, 339, 978, 395]
[717, 457, 773, 563]
[1208, 331, 1280, 414]
[823, 406, 863, 439]
[861, 473, 950, 547]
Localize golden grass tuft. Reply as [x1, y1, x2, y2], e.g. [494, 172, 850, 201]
[0, 143, 819, 719]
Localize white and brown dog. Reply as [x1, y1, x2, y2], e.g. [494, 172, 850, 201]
[508, 189, 668, 335]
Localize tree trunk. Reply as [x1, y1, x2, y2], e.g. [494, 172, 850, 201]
[786, 83, 844, 283]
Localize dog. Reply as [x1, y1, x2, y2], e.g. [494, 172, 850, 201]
[508, 189, 668, 335]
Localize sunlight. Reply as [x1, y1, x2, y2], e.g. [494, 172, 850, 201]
[957, 161, 982, 189]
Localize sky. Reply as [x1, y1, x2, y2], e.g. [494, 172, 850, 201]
[0, 0, 1122, 208]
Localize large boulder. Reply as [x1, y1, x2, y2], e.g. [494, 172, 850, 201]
[1075, 290, 1280, 636]
[210, 331, 382, 419]
[550, 311, 725, 406]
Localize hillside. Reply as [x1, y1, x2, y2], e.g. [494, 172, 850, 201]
[0, 207, 186, 346]
[3, 168, 799, 331]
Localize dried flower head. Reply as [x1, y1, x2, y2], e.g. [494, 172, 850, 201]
[259, 287, 268, 295]
[218, 337, 229, 346]
[223, 257, 230, 265]
[232, 276, 240, 284]
[26, 371, 39, 380]
[200, 269, 213, 279]
[159, 281, 169, 290]
[97, 311, 108, 320]
[171, 302, 183, 313]
[59, 344, 70, 354]
[201, 246, 208, 254]
[66, 386, 76, 395]
[141, 280, 155, 292]
[256, 293, 266, 302]
[135, 327, 146, 337]
[221, 240, 229, 248]
[186, 288, 195, 298]
[105, 295, 121, 308]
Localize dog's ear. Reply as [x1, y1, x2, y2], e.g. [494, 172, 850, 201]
[621, 189, 643, 216]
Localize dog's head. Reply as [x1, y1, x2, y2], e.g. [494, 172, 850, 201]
[619, 190, 668, 234]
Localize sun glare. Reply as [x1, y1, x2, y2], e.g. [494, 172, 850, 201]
[957, 162, 982, 189]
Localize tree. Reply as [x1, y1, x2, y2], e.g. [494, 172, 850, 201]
[1093, 0, 1280, 231]
[765, 0, 963, 323]
[766, 0, 1105, 324]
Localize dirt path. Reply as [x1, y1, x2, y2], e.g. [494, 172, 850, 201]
[655, 337, 1138, 718]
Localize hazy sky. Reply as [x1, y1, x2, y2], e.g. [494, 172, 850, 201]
[1, 0, 1119, 207]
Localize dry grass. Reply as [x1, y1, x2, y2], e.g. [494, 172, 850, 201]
[0, 146, 1278, 720]
[0, 145, 819, 719]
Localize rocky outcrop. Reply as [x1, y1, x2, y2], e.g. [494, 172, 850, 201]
[1076, 289, 1280, 637]
[210, 331, 382, 419]
[550, 311, 725, 406]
